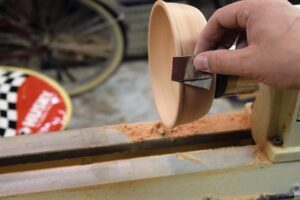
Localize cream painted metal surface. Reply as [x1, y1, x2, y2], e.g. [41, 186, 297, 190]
[0, 112, 251, 168]
[0, 112, 254, 199]
[1, 145, 300, 200]
[0, 146, 259, 197]
[0, 94, 298, 200]
[252, 85, 300, 162]
[246, 5, 300, 163]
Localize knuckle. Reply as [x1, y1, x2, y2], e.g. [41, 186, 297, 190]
[237, 51, 254, 77]
[236, 8, 250, 27]
[209, 51, 223, 73]
[213, 7, 223, 19]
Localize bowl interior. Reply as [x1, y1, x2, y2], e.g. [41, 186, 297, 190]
[148, 3, 181, 128]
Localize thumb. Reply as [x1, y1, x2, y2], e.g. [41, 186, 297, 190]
[194, 48, 254, 77]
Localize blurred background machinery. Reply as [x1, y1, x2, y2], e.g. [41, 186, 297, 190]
[0, 0, 231, 96]
[0, 0, 299, 96]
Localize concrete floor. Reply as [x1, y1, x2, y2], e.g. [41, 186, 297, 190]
[68, 60, 242, 130]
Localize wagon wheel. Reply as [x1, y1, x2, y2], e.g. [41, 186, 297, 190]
[0, 0, 125, 96]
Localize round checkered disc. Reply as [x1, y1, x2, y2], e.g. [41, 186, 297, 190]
[0, 67, 72, 137]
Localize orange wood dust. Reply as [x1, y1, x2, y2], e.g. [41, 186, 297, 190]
[217, 196, 258, 200]
[114, 112, 250, 141]
[247, 145, 270, 165]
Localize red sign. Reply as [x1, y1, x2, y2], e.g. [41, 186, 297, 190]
[0, 68, 72, 137]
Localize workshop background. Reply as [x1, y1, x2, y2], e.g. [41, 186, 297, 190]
[0, 0, 298, 132]
[67, 0, 239, 129]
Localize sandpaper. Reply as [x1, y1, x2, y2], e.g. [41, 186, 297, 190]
[172, 55, 213, 89]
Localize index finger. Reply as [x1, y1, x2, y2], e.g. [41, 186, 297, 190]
[195, 1, 248, 54]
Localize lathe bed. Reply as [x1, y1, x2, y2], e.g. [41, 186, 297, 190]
[1, 111, 300, 199]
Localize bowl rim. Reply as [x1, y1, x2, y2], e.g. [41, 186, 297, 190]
[149, 0, 215, 128]
[148, 0, 184, 127]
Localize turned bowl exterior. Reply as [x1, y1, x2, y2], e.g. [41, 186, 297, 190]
[148, 0, 216, 128]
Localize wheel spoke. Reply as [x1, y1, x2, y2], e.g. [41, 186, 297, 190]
[76, 22, 112, 38]
[68, 16, 101, 35]
[0, 33, 31, 48]
[56, 66, 63, 82]
[0, 0, 124, 95]
[53, 7, 87, 33]
[33, 0, 46, 30]
[55, 64, 77, 83]
[0, 17, 34, 43]
[49, 41, 112, 58]
[62, 67, 77, 82]
[4, 0, 33, 24]
[48, 0, 66, 29]
[0, 50, 32, 59]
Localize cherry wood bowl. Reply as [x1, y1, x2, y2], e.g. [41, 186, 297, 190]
[148, 0, 216, 128]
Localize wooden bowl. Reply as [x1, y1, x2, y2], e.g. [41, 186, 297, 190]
[148, 0, 216, 128]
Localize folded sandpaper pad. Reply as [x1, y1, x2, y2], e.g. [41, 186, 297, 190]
[172, 55, 213, 90]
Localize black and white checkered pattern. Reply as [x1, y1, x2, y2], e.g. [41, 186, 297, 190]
[0, 70, 27, 137]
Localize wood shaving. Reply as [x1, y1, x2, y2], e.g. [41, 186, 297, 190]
[247, 145, 270, 165]
[113, 112, 250, 141]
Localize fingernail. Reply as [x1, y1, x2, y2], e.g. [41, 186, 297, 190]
[194, 55, 209, 71]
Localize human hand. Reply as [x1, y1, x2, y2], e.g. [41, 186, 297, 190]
[194, 0, 300, 89]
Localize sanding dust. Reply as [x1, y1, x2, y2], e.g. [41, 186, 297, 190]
[247, 145, 270, 164]
[216, 196, 258, 200]
[176, 153, 203, 164]
[114, 112, 250, 141]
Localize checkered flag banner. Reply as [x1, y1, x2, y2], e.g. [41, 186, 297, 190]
[0, 70, 27, 137]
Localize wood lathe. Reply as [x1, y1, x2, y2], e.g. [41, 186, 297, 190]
[1, 2, 300, 200]
[0, 86, 300, 200]
[0, 83, 299, 200]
